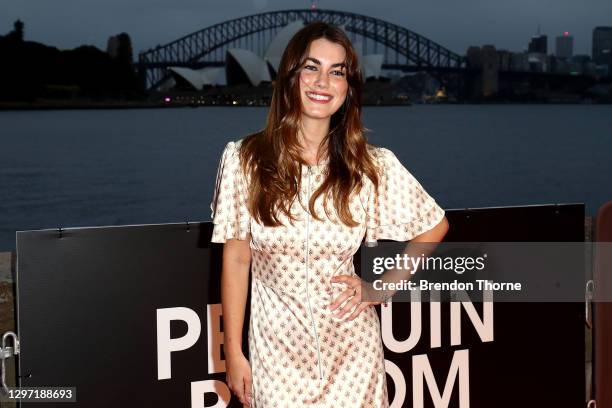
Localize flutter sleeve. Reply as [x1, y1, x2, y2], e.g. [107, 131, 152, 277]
[364, 147, 445, 247]
[209, 140, 251, 243]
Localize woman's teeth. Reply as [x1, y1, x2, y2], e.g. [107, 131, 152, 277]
[306, 92, 332, 101]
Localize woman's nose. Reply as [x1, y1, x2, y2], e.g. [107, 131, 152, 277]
[314, 72, 329, 88]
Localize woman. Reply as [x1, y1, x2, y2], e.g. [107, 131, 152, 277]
[210, 21, 448, 408]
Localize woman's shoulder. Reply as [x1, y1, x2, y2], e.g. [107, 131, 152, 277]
[221, 137, 245, 151]
[225, 133, 262, 156]
[214, 139, 246, 180]
[217, 137, 255, 184]
[233, 137, 247, 148]
[218, 137, 250, 163]
[366, 143, 398, 168]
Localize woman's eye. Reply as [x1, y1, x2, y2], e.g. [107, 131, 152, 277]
[304, 65, 317, 71]
[332, 70, 346, 77]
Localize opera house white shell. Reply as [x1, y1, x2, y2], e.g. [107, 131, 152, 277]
[362, 54, 384, 79]
[168, 66, 225, 90]
[264, 20, 305, 75]
[226, 48, 272, 86]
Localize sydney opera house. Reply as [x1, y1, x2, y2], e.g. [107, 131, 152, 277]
[165, 21, 385, 90]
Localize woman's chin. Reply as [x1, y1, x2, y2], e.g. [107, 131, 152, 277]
[301, 108, 339, 121]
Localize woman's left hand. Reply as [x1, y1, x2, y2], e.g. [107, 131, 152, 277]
[328, 275, 386, 321]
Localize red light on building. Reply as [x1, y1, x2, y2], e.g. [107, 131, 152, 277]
[564, 31, 570, 36]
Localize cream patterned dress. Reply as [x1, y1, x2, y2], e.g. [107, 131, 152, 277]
[210, 139, 445, 408]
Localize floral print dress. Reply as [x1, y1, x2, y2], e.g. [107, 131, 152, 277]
[210, 139, 445, 408]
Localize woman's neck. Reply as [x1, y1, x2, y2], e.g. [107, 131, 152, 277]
[298, 117, 330, 165]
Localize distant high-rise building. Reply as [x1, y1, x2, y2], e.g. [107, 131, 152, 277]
[529, 35, 547, 54]
[511, 52, 529, 71]
[592, 26, 612, 68]
[466, 45, 499, 97]
[107, 33, 134, 65]
[556, 32, 573, 58]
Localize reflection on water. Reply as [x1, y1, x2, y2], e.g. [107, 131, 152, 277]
[1, 104, 611, 250]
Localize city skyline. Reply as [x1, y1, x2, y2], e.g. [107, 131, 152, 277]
[1, 0, 611, 57]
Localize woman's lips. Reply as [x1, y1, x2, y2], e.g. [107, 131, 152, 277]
[305, 91, 333, 104]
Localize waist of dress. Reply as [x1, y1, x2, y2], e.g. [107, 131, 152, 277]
[251, 264, 358, 298]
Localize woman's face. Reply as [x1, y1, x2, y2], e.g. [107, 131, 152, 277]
[298, 38, 349, 122]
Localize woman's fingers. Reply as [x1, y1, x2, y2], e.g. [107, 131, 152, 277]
[328, 275, 376, 320]
[243, 374, 253, 407]
[233, 386, 245, 405]
[346, 302, 371, 321]
[329, 276, 358, 310]
[226, 354, 253, 407]
[328, 287, 354, 312]
[334, 285, 362, 318]
[229, 377, 247, 406]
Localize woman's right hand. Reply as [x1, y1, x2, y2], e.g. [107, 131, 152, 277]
[226, 352, 253, 407]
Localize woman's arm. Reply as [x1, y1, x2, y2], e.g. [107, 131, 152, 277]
[412, 215, 449, 243]
[221, 237, 252, 357]
[369, 216, 450, 303]
[331, 216, 450, 319]
[221, 237, 254, 407]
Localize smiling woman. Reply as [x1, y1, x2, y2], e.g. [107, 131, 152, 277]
[211, 21, 448, 408]
[299, 42, 348, 125]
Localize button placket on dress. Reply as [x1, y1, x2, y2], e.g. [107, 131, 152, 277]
[305, 164, 324, 385]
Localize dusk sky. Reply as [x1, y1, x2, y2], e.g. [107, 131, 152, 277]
[2, 0, 611, 57]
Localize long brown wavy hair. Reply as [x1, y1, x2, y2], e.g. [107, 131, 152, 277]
[238, 21, 380, 227]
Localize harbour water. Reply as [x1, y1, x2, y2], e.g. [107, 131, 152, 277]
[1, 104, 611, 251]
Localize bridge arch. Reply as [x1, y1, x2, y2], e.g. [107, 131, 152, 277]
[138, 9, 466, 90]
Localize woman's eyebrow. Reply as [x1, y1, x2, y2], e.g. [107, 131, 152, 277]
[305, 57, 345, 68]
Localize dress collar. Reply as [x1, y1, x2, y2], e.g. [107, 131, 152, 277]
[301, 155, 329, 174]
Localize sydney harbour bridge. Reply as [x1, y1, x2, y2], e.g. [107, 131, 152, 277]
[137, 9, 467, 93]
